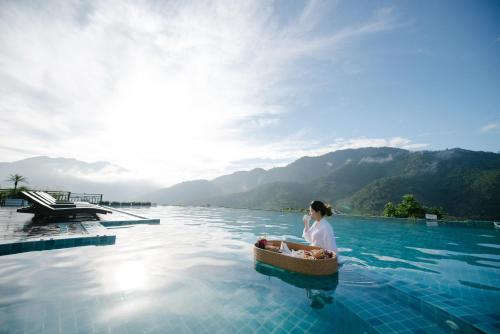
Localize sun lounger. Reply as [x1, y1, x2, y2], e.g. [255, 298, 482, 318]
[17, 191, 112, 217]
[29, 192, 76, 207]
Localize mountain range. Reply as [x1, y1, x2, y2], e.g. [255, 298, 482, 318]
[2, 147, 499, 220]
[144, 147, 500, 220]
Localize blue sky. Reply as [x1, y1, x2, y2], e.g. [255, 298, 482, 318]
[0, 0, 499, 185]
[254, 0, 500, 151]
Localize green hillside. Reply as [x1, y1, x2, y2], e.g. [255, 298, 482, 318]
[344, 166, 500, 220]
[144, 148, 500, 220]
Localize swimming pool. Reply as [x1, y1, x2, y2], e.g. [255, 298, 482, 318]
[0, 206, 499, 333]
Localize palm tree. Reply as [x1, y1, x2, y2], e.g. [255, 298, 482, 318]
[7, 174, 28, 191]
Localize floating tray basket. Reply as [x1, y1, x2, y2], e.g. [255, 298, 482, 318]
[253, 240, 338, 276]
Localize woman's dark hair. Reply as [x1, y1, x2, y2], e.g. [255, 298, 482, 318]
[310, 200, 333, 217]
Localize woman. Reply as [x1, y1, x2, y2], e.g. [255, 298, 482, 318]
[302, 200, 337, 252]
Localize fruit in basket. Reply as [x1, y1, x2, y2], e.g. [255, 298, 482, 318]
[256, 238, 268, 249]
[311, 249, 325, 259]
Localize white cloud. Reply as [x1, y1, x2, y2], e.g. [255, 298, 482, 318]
[359, 155, 394, 164]
[0, 1, 398, 186]
[59, 164, 136, 183]
[322, 137, 428, 152]
[480, 123, 500, 133]
[213, 135, 427, 173]
[237, 116, 280, 131]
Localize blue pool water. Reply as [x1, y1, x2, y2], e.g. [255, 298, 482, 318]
[0, 206, 499, 334]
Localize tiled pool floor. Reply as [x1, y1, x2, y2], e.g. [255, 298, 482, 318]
[2, 264, 485, 334]
[337, 267, 490, 334]
[256, 262, 490, 333]
[379, 271, 500, 333]
[0, 207, 498, 334]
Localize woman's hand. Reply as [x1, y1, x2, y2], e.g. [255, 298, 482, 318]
[303, 214, 310, 226]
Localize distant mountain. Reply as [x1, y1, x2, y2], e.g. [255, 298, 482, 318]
[144, 147, 500, 220]
[209, 182, 318, 210]
[6, 149, 497, 219]
[0, 156, 157, 201]
[212, 168, 267, 193]
[147, 180, 224, 205]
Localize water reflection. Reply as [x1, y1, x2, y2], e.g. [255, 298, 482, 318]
[406, 246, 500, 270]
[361, 252, 439, 274]
[21, 221, 85, 237]
[111, 262, 149, 291]
[254, 262, 338, 309]
[458, 279, 500, 292]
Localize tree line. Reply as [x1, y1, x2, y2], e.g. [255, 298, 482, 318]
[383, 194, 445, 219]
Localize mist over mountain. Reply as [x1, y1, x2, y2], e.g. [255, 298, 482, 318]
[0, 156, 157, 201]
[144, 147, 500, 220]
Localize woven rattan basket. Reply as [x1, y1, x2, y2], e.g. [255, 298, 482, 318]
[254, 240, 338, 276]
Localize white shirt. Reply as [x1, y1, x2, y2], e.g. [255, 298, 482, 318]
[302, 218, 337, 252]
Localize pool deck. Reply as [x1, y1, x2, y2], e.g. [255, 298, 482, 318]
[0, 207, 160, 256]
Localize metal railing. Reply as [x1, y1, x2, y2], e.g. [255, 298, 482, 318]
[69, 193, 103, 204]
[100, 201, 153, 207]
[48, 192, 103, 205]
